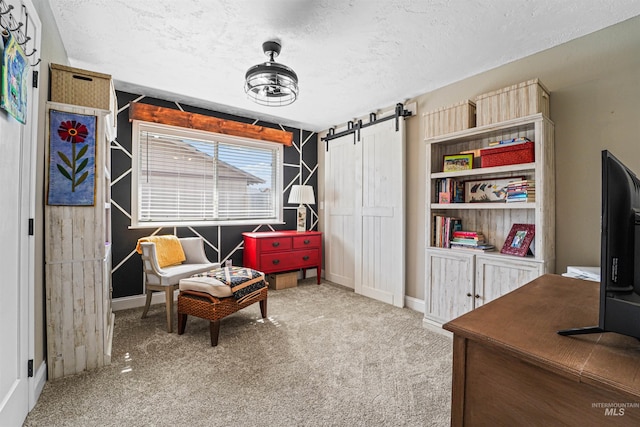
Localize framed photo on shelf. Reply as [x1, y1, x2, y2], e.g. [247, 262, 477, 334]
[501, 224, 535, 256]
[464, 176, 523, 203]
[443, 153, 473, 172]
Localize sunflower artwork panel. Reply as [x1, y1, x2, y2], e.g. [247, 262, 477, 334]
[47, 110, 97, 206]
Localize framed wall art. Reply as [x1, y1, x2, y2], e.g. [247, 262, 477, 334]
[1, 33, 28, 124]
[47, 109, 97, 206]
[465, 176, 523, 203]
[500, 223, 535, 257]
[443, 153, 473, 172]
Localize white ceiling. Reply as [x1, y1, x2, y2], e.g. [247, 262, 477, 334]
[48, 0, 640, 132]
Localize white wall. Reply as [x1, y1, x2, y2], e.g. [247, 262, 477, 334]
[320, 16, 640, 302]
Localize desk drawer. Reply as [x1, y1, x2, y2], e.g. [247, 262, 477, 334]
[258, 237, 292, 253]
[292, 234, 321, 249]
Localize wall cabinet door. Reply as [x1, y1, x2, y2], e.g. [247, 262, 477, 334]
[425, 249, 475, 325]
[475, 255, 545, 308]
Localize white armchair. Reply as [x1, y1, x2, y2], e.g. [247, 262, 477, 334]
[139, 237, 220, 332]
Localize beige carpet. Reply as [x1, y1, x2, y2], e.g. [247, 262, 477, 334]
[24, 280, 452, 427]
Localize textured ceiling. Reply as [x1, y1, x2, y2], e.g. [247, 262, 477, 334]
[48, 0, 640, 131]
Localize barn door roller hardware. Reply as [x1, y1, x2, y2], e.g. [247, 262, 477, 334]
[321, 102, 412, 151]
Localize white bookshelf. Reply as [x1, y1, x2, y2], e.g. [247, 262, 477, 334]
[424, 113, 555, 326]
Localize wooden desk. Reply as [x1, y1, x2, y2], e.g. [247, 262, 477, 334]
[443, 274, 640, 426]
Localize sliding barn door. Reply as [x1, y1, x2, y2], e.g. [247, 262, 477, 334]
[324, 118, 405, 307]
[356, 120, 405, 307]
[324, 134, 358, 287]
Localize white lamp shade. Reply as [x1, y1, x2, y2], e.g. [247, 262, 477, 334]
[288, 185, 315, 205]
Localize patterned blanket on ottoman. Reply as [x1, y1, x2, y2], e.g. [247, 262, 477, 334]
[192, 266, 266, 303]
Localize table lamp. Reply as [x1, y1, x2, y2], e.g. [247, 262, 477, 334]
[288, 185, 315, 232]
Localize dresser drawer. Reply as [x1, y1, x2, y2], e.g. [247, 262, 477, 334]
[292, 234, 321, 249]
[260, 249, 319, 271]
[260, 252, 296, 271]
[290, 248, 320, 266]
[258, 237, 292, 253]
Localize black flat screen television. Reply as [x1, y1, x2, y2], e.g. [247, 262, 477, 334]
[558, 150, 640, 339]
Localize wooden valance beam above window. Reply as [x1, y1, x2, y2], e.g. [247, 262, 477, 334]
[129, 102, 293, 146]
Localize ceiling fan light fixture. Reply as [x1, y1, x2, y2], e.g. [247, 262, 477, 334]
[245, 40, 299, 107]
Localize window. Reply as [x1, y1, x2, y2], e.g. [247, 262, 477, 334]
[131, 121, 283, 227]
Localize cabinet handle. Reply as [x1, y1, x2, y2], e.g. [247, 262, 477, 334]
[304, 239, 310, 244]
[272, 259, 280, 265]
[466, 293, 472, 297]
[475, 294, 480, 299]
[272, 242, 280, 247]
[302, 255, 309, 261]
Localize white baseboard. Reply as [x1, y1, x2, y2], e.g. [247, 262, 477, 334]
[422, 317, 453, 338]
[113, 269, 322, 312]
[112, 291, 175, 312]
[29, 361, 47, 411]
[404, 295, 424, 314]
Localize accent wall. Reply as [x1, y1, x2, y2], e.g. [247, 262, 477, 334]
[110, 91, 317, 298]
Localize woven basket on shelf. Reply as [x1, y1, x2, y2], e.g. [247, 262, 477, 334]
[50, 63, 112, 110]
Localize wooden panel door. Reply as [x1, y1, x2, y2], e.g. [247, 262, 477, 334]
[324, 134, 357, 287]
[356, 119, 405, 306]
[0, 87, 29, 427]
[0, 0, 41, 424]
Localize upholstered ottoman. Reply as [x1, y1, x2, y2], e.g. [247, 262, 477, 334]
[177, 267, 268, 346]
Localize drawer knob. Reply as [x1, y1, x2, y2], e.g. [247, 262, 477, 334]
[272, 259, 280, 265]
[302, 255, 309, 261]
[272, 242, 280, 247]
[304, 239, 310, 244]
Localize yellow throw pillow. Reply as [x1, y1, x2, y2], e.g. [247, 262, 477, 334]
[136, 235, 186, 268]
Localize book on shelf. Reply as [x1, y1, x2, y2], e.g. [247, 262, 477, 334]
[452, 230, 484, 240]
[506, 179, 535, 202]
[506, 195, 536, 203]
[433, 215, 462, 248]
[449, 229, 493, 251]
[487, 137, 532, 147]
[460, 148, 481, 158]
[481, 140, 533, 152]
[450, 238, 486, 246]
[435, 178, 464, 203]
[506, 179, 536, 188]
[449, 243, 496, 252]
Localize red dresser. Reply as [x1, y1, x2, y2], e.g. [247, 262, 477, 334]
[242, 231, 322, 284]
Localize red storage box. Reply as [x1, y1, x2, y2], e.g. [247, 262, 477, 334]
[480, 141, 534, 167]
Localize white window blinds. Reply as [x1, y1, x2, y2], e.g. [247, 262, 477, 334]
[132, 122, 283, 226]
